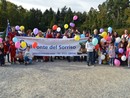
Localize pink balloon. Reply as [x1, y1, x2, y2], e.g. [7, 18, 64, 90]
[73, 15, 78, 20]
[15, 42, 20, 48]
[0, 38, 3, 43]
[114, 59, 120, 67]
[106, 36, 111, 41]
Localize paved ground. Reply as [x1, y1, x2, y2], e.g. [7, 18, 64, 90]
[0, 61, 130, 98]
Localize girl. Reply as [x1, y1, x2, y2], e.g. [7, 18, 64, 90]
[108, 43, 115, 66]
[86, 37, 95, 66]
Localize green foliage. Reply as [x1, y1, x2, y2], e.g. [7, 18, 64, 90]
[0, 0, 130, 33]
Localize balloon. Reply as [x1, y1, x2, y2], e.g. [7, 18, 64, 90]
[105, 36, 111, 41]
[101, 32, 107, 38]
[0, 38, 3, 43]
[101, 54, 105, 60]
[32, 42, 38, 48]
[15, 42, 20, 48]
[116, 37, 121, 43]
[15, 25, 20, 30]
[64, 24, 69, 29]
[74, 35, 80, 41]
[20, 26, 25, 31]
[63, 36, 67, 39]
[121, 55, 126, 61]
[100, 38, 106, 43]
[100, 28, 104, 33]
[69, 22, 75, 27]
[20, 41, 27, 48]
[73, 15, 78, 20]
[118, 48, 124, 53]
[57, 27, 61, 32]
[12, 37, 18, 43]
[92, 38, 98, 46]
[108, 27, 113, 33]
[80, 34, 85, 38]
[114, 59, 120, 67]
[33, 28, 39, 35]
[52, 25, 58, 30]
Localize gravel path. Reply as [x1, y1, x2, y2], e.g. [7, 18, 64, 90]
[0, 61, 130, 98]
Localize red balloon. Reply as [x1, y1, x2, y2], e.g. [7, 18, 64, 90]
[52, 25, 58, 30]
[32, 42, 38, 48]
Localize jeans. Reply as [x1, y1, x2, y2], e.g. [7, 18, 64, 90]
[109, 58, 114, 65]
[5, 53, 10, 62]
[87, 52, 94, 65]
[24, 56, 32, 64]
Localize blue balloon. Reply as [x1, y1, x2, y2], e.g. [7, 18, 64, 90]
[108, 27, 113, 33]
[80, 34, 85, 38]
[13, 37, 18, 43]
[92, 38, 98, 46]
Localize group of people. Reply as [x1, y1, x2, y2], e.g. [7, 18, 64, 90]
[0, 27, 130, 67]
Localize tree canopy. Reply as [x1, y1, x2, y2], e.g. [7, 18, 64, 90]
[0, 0, 130, 33]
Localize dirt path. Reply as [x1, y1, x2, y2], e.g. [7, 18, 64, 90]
[0, 61, 130, 98]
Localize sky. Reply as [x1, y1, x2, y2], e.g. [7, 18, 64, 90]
[7, 0, 106, 12]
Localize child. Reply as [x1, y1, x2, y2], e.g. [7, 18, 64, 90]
[9, 42, 16, 64]
[15, 51, 24, 64]
[86, 37, 95, 66]
[108, 43, 115, 66]
[24, 46, 33, 65]
[0, 43, 5, 66]
[126, 42, 130, 67]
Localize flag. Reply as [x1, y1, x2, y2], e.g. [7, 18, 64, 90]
[6, 20, 12, 37]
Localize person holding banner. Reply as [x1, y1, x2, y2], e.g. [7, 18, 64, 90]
[35, 30, 44, 62]
[44, 29, 54, 62]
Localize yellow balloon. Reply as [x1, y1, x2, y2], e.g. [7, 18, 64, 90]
[21, 41, 26, 48]
[101, 32, 107, 38]
[64, 24, 69, 29]
[74, 35, 80, 41]
[20, 26, 25, 31]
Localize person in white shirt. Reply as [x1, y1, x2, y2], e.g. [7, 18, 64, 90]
[121, 30, 129, 41]
[86, 37, 95, 66]
[24, 46, 33, 65]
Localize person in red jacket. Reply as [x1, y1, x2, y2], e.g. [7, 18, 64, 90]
[9, 42, 16, 64]
[3, 37, 10, 63]
[44, 29, 54, 62]
[8, 27, 17, 41]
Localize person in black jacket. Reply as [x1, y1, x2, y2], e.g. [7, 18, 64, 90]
[0, 43, 5, 66]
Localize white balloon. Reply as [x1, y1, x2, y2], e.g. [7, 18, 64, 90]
[121, 55, 126, 61]
[116, 37, 121, 43]
[63, 36, 67, 39]
[101, 38, 106, 43]
[101, 55, 105, 60]
[57, 27, 61, 32]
